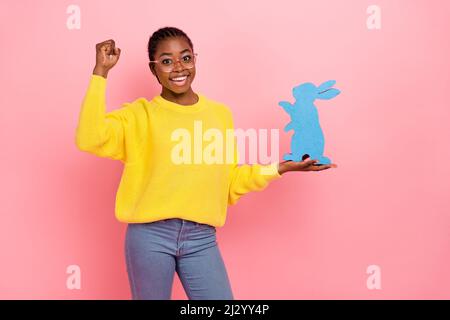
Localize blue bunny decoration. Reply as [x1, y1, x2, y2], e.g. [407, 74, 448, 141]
[278, 80, 340, 165]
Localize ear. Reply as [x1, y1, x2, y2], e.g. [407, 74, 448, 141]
[149, 62, 155, 75]
[317, 80, 336, 92]
[317, 88, 340, 100]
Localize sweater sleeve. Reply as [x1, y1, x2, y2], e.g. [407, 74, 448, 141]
[227, 112, 282, 205]
[75, 74, 131, 163]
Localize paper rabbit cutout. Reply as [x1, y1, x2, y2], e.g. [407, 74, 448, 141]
[279, 80, 340, 164]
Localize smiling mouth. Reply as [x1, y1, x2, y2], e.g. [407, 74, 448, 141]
[169, 75, 189, 86]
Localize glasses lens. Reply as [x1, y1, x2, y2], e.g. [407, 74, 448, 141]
[159, 53, 196, 72]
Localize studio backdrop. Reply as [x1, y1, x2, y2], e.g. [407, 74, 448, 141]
[1, 0, 449, 299]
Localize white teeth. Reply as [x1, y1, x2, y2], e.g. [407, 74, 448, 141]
[171, 76, 187, 81]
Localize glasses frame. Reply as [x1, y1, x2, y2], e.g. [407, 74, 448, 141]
[150, 53, 198, 72]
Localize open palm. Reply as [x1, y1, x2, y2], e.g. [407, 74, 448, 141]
[278, 158, 337, 174]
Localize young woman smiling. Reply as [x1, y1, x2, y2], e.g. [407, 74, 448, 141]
[76, 27, 336, 300]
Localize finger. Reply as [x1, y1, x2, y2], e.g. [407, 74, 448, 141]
[103, 41, 113, 53]
[101, 43, 109, 54]
[300, 158, 313, 164]
[301, 159, 318, 167]
[100, 47, 107, 63]
[313, 164, 333, 171]
[97, 39, 113, 48]
[114, 47, 120, 56]
[317, 163, 337, 169]
[291, 159, 317, 171]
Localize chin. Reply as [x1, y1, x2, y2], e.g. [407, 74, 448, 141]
[166, 84, 191, 95]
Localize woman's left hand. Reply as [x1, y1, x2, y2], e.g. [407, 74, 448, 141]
[277, 158, 337, 175]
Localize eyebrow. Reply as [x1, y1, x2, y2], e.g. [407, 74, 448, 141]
[159, 49, 191, 58]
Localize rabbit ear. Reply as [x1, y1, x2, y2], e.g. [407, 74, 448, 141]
[317, 88, 341, 100]
[317, 80, 336, 92]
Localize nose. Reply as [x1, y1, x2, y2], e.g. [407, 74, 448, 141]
[172, 59, 184, 72]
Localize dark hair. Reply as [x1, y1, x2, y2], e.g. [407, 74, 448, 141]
[148, 26, 194, 63]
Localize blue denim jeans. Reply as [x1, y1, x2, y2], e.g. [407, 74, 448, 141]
[125, 218, 234, 300]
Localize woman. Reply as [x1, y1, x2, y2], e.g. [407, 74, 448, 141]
[75, 27, 337, 300]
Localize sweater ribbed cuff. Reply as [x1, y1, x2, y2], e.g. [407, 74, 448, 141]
[259, 162, 282, 180]
[91, 74, 107, 86]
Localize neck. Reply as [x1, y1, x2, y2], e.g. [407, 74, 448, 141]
[161, 87, 199, 106]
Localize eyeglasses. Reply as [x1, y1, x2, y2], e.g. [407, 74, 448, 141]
[150, 53, 198, 72]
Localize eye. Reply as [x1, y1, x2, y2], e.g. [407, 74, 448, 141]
[182, 55, 192, 62]
[162, 58, 172, 65]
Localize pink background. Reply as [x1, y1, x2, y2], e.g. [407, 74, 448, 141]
[1, 0, 449, 299]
